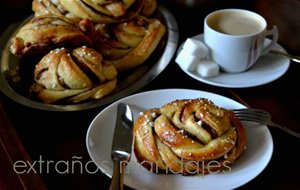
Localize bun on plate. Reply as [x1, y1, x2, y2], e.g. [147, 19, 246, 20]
[133, 98, 247, 175]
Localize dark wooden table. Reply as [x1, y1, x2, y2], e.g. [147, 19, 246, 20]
[1, 0, 300, 189]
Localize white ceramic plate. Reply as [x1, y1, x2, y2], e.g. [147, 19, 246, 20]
[177, 34, 290, 88]
[86, 89, 273, 190]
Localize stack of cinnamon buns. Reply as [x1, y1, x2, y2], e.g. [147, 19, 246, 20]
[9, 0, 166, 104]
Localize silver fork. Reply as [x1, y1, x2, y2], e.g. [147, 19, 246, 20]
[233, 108, 300, 138]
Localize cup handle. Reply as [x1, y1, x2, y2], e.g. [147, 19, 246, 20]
[261, 25, 279, 55]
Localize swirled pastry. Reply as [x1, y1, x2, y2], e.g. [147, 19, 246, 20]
[94, 16, 166, 72]
[58, 0, 145, 24]
[133, 98, 247, 175]
[9, 15, 92, 57]
[30, 46, 117, 103]
[32, 0, 81, 23]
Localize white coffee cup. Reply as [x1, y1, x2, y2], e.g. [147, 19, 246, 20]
[204, 9, 278, 73]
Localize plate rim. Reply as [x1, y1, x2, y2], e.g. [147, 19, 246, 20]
[177, 33, 290, 88]
[0, 5, 179, 111]
[86, 88, 274, 190]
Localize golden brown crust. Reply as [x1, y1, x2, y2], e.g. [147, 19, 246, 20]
[32, 0, 81, 23]
[94, 16, 166, 72]
[133, 98, 247, 175]
[59, 0, 145, 24]
[30, 46, 117, 103]
[9, 15, 92, 57]
[133, 108, 167, 171]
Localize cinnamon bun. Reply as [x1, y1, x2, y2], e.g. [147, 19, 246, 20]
[58, 0, 145, 24]
[30, 46, 117, 103]
[94, 15, 166, 72]
[32, 0, 81, 23]
[133, 98, 247, 175]
[9, 15, 92, 57]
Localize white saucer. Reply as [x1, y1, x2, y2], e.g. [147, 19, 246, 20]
[177, 34, 290, 88]
[86, 89, 273, 190]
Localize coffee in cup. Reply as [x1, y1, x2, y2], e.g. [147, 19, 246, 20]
[204, 9, 278, 73]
